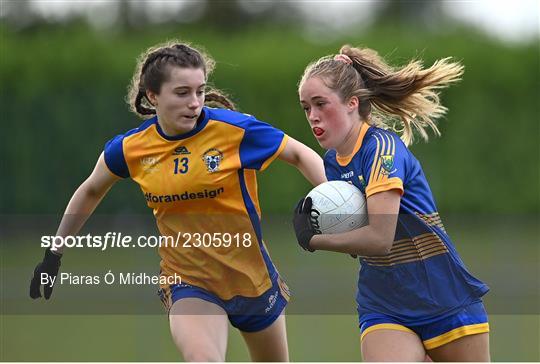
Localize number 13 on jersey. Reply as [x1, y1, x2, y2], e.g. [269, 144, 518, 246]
[173, 157, 189, 174]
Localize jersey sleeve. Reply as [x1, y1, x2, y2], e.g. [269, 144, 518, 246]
[239, 116, 288, 171]
[104, 134, 129, 178]
[362, 131, 406, 198]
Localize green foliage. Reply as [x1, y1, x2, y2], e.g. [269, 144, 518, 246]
[1, 23, 538, 213]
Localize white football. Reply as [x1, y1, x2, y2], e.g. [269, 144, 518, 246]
[306, 180, 368, 234]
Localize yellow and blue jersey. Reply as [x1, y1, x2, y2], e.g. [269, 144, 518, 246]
[324, 122, 489, 325]
[104, 106, 288, 301]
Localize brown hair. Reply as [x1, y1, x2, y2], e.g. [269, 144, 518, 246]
[299, 45, 464, 145]
[127, 40, 235, 118]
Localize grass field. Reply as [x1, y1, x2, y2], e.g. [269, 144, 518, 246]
[1, 215, 538, 361]
[2, 314, 539, 361]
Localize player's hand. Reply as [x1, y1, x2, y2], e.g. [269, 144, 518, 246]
[292, 197, 318, 252]
[30, 249, 62, 299]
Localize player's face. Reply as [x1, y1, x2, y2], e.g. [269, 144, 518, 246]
[148, 66, 206, 136]
[299, 76, 358, 150]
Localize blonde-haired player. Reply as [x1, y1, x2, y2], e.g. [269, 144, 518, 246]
[293, 46, 490, 361]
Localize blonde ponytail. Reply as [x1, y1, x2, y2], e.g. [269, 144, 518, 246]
[300, 45, 464, 145]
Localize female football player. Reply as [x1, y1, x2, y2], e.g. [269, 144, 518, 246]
[293, 45, 490, 361]
[30, 41, 326, 362]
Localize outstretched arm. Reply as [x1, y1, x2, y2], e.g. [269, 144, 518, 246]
[30, 153, 120, 299]
[278, 137, 326, 186]
[52, 153, 120, 254]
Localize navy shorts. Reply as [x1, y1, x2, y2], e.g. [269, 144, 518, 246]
[359, 300, 489, 350]
[158, 275, 290, 333]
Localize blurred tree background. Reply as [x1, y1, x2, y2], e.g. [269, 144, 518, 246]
[1, 0, 538, 215]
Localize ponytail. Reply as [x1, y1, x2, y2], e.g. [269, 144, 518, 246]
[134, 89, 156, 116]
[300, 45, 464, 145]
[205, 89, 236, 111]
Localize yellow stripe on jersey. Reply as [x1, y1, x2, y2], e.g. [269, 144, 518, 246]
[360, 232, 449, 266]
[366, 132, 404, 197]
[365, 177, 403, 197]
[277, 276, 291, 301]
[416, 212, 446, 232]
[375, 133, 393, 184]
[368, 132, 383, 184]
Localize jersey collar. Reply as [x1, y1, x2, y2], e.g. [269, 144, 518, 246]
[336, 121, 371, 166]
[154, 107, 210, 141]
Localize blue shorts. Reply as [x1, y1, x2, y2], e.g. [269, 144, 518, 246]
[359, 301, 489, 350]
[158, 275, 290, 333]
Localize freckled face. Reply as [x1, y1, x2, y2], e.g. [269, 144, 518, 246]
[147, 66, 206, 136]
[299, 76, 356, 150]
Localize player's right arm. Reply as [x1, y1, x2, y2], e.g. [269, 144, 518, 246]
[293, 131, 407, 256]
[53, 152, 120, 253]
[30, 153, 120, 299]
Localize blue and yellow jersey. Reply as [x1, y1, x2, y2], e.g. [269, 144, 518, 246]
[324, 122, 489, 324]
[104, 106, 288, 300]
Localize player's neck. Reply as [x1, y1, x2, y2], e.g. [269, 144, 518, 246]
[157, 115, 197, 137]
[336, 121, 363, 157]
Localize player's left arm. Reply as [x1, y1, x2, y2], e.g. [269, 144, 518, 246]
[278, 137, 326, 186]
[309, 190, 400, 256]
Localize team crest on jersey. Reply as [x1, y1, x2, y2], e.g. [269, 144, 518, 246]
[380, 155, 397, 175]
[202, 148, 223, 173]
[140, 157, 160, 173]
